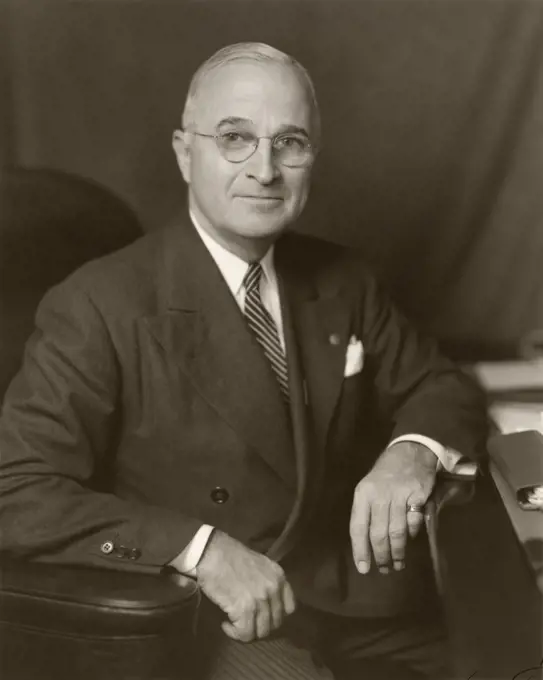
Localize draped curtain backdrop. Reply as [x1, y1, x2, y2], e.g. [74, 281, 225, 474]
[1, 0, 542, 358]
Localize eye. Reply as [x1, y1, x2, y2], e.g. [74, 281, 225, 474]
[274, 135, 307, 151]
[219, 131, 254, 146]
[222, 132, 243, 143]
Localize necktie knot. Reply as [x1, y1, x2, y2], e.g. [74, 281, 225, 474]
[243, 262, 263, 294]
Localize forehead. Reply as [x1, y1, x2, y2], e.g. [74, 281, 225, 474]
[192, 60, 313, 133]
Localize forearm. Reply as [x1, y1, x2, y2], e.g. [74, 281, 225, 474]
[360, 271, 489, 459]
[0, 465, 203, 573]
[388, 369, 489, 460]
[388, 434, 479, 476]
[0, 284, 200, 573]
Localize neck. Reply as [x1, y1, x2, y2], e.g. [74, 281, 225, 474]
[224, 235, 276, 263]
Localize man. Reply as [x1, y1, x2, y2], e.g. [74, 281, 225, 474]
[0, 43, 488, 679]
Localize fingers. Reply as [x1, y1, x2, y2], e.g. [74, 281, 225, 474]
[223, 608, 256, 642]
[255, 598, 274, 640]
[282, 581, 296, 616]
[255, 576, 296, 638]
[351, 483, 422, 575]
[223, 601, 273, 642]
[266, 586, 285, 634]
[223, 574, 296, 643]
[368, 501, 391, 574]
[197, 534, 295, 643]
[406, 505, 425, 539]
[389, 501, 408, 571]
[350, 491, 371, 574]
[222, 620, 238, 639]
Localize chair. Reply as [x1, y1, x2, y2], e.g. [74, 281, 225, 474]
[430, 450, 543, 677]
[0, 167, 200, 680]
[0, 168, 538, 680]
[1, 167, 140, 395]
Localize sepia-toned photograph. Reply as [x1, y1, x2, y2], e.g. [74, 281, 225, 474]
[1, 1, 542, 679]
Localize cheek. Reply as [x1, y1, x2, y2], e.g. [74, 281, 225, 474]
[192, 153, 235, 200]
[286, 173, 311, 209]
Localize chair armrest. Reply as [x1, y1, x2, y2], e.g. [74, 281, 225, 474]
[0, 558, 199, 637]
[0, 559, 201, 680]
[424, 474, 476, 598]
[426, 470, 543, 678]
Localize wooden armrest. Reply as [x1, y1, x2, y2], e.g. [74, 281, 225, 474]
[424, 475, 476, 599]
[427, 474, 476, 516]
[426, 470, 543, 678]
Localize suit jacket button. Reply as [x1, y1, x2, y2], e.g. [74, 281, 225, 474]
[115, 545, 130, 558]
[100, 541, 114, 555]
[329, 333, 341, 346]
[211, 487, 229, 504]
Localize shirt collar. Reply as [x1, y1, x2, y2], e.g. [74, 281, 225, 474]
[190, 210, 277, 296]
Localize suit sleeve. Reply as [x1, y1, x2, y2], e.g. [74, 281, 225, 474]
[0, 280, 203, 573]
[357, 269, 489, 461]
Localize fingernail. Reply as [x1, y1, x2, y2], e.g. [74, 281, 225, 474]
[357, 561, 370, 574]
[393, 561, 404, 571]
[379, 566, 390, 575]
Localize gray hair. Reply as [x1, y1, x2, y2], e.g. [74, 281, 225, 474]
[182, 42, 321, 144]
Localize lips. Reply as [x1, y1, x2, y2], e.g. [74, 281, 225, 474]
[236, 195, 284, 212]
[238, 195, 283, 200]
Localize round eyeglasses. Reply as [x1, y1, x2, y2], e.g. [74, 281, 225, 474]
[188, 130, 316, 168]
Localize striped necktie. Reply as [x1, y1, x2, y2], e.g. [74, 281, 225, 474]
[243, 262, 289, 404]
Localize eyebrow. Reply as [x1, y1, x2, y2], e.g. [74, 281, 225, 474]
[216, 117, 310, 138]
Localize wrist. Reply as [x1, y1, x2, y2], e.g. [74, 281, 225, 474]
[195, 528, 223, 576]
[382, 441, 438, 470]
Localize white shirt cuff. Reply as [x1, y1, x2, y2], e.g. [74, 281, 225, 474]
[169, 524, 215, 577]
[388, 434, 478, 477]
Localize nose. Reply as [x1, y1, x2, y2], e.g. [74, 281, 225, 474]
[245, 138, 280, 184]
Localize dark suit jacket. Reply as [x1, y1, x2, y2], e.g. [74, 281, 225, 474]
[0, 219, 488, 616]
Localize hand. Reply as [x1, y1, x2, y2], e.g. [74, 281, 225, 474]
[350, 442, 437, 575]
[195, 530, 296, 642]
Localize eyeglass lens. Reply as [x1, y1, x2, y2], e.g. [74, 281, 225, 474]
[216, 131, 312, 167]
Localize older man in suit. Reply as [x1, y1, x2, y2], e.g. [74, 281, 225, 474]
[0, 43, 487, 679]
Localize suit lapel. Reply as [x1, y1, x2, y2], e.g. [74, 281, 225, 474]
[276, 238, 352, 455]
[294, 297, 352, 450]
[266, 237, 352, 562]
[144, 222, 296, 490]
[265, 280, 309, 561]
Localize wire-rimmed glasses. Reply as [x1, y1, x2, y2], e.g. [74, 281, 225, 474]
[187, 129, 316, 168]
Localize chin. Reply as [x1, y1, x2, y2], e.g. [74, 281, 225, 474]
[240, 219, 290, 240]
[233, 210, 291, 238]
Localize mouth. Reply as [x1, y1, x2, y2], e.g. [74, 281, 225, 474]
[237, 195, 283, 201]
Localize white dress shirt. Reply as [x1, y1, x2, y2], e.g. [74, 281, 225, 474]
[170, 214, 470, 576]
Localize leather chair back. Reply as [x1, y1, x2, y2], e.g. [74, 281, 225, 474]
[0, 166, 142, 398]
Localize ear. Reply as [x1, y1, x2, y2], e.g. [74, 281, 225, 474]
[172, 129, 191, 183]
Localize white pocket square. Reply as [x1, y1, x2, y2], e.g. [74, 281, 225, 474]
[344, 335, 364, 378]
